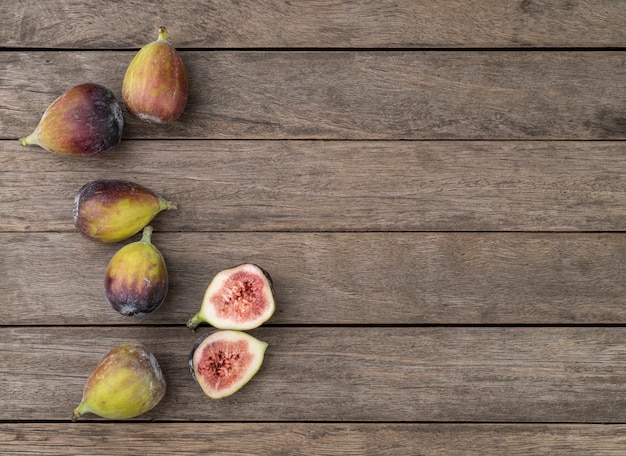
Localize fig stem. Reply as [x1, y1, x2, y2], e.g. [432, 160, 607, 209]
[141, 225, 153, 243]
[71, 403, 86, 422]
[187, 314, 203, 330]
[18, 134, 34, 147]
[159, 198, 178, 211]
[158, 26, 169, 41]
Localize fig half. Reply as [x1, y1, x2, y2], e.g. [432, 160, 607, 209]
[189, 330, 267, 399]
[187, 263, 275, 331]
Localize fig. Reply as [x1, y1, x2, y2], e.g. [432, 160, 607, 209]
[19, 83, 123, 157]
[105, 226, 168, 317]
[72, 342, 166, 420]
[73, 179, 177, 243]
[187, 263, 276, 331]
[122, 27, 188, 123]
[189, 330, 267, 399]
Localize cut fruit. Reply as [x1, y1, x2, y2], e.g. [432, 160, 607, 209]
[187, 263, 275, 330]
[189, 330, 268, 399]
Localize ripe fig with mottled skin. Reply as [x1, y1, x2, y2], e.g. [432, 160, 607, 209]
[73, 179, 177, 243]
[72, 342, 166, 420]
[105, 226, 168, 317]
[19, 83, 123, 156]
[123, 27, 188, 123]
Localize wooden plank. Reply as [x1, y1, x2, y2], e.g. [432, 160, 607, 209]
[2, 423, 626, 455]
[2, 327, 626, 422]
[3, 140, 626, 232]
[3, 52, 626, 140]
[2, 232, 626, 325]
[2, 1, 626, 49]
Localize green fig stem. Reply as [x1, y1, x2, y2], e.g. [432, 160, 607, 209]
[158, 26, 169, 41]
[159, 198, 178, 211]
[18, 133, 35, 147]
[71, 402, 88, 421]
[141, 225, 153, 243]
[187, 314, 204, 331]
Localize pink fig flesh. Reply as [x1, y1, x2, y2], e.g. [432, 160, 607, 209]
[187, 264, 275, 331]
[189, 330, 268, 399]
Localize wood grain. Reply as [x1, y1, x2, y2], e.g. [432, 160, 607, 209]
[3, 140, 626, 232]
[2, 423, 626, 455]
[3, 52, 626, 140]
[2, 1, 626, 49]
[2, 327, 626, 422]
[2, 232, 626, 325]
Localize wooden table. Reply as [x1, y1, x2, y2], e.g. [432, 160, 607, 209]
[2, 1, 626, 454]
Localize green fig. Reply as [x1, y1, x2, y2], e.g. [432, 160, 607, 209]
[72, 342, 166, 420]
[73, 179, 177, 243]
[19, 83, 123, 157]
[189, 330, 268, 399]
[187, 263, 276, 331]
[105, 226, 168, 317]
[122, 27, 188, 123]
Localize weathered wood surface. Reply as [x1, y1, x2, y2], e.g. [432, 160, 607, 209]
[2, 327, 626, 422]
[3, 141, 626, 232]
[3, 232, 626, 325]
[3, 423, 626, 456]
[3, 0, 625, 453]
[3, 52, 626, 140]
[3, 0, 626, 49]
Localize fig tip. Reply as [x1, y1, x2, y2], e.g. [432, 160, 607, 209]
[157, 27, 169, 41]
[186, 315, 201, 331]
[18, 134, 34, 147]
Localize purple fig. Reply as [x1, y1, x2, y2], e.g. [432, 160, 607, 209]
[105, 226, 169, 317]
[19, 83, 123, 157]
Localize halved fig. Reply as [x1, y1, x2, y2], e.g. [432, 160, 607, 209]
[189, 330, 268, 399]
[187, 263, 275, 330]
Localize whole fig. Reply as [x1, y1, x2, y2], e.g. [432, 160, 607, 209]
[122, 27, 188, 123]
[19, 83, 123, 157]
[73, 179, 177, 243]
[72, 342, 166, 420]
[105, 226, 168, 317]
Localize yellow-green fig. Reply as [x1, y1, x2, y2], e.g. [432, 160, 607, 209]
[19, 83, 123, 157]
[72, 342, 166, 420]
[105, 226, 168, 317]
[123, 27, 188, 123]
[73, 179, 177, 243]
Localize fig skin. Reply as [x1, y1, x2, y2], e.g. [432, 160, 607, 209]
[123, 27, 188, 123]
[189, 330, 268, 399]
[19, 83, 123, 157]
[187, 263, 276, 331]
[73, 179, 177, 243]
[72, 342, 166, 420]
[105, 226, 168, 317]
